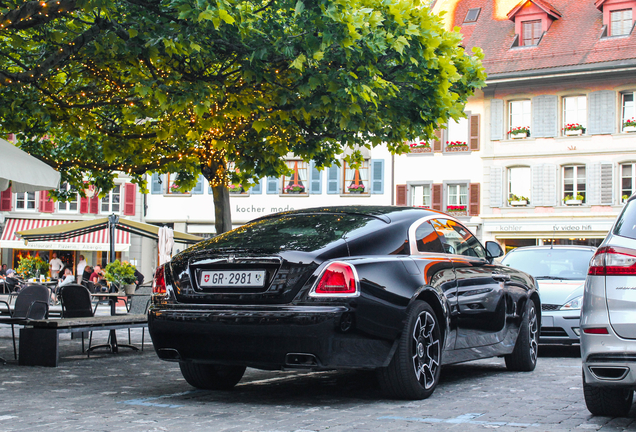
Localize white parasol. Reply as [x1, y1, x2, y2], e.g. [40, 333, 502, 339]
[0, 138, 60, 193]
[158, 225, 175, 265]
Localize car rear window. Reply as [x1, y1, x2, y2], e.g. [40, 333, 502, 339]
[501, 248, 595, 279]
[196, 213, 377, 252]
[614, 200, 636, 240]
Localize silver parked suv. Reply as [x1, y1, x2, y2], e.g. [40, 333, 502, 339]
[581, 197, 636, 416]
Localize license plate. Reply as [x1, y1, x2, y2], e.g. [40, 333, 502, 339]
[200, 270, 266, 287]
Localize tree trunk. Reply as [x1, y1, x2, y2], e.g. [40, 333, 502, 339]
[201, 156, 232, 234]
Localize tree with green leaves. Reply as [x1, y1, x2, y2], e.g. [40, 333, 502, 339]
[0, 0, 485, 233]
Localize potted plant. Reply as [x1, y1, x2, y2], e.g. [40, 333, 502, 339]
[228, 184, 243, 194]
[509, 126, 530, 139]
[508, 194, 530, 206]
[623, 118, 636, 132]
[445, 141, 469, 151]
[563, 193, 585, 206]
[16, 255, 50, 281]
[447, 205, 467, 214]
[563, 123, 585, 136]
[623, 194, 630, 203]
[409, 141, 432, 153]
[104, 260, 137, 294]
[284, 184, 305, 194]
[347, 184, 366, 193]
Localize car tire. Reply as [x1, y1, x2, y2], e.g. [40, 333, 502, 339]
[179, 362, 246, 390]
[505, 299, 538, 372]
[583, 376, 634, 417]
[377, 300, 442, 400]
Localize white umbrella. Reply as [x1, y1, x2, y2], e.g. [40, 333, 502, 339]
[158, 225, 175, 265]
[0, 138, 61, 193]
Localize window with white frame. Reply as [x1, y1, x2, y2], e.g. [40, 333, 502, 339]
[563, 165, 586, 203]
[447, 184, 468, 207]
[343, 159, 369, 194]
[57, 182, 78, 213]
[509, 100, 531, 134]
[446, 117, 468, 147]
[281, 160, 308, 194]
[411, 184, 431, 208]
[100, 185, 121, 213]
[611, 9, 633, 36]
[622, 92, 635, 131]
[15, 192, 36, 211]
[508, 167, 531, 204]
[621, 163, 636, 201]
[522, 20, 542, 46]
[562, 96, 587, 134]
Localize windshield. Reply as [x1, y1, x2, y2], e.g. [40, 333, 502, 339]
[501, 248, 595, 280]
[614, 200, 636, 240]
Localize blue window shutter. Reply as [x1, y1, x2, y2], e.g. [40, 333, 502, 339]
[151, 173, 163, 194]
[327, 165, 340, 194]
[266, 177, 279, 194]
[309, 161, 322, 194]
[191, 175, 204, 194]
[250, 178, 263, 194]
[490, 99, 504, 141]
[370, 159, 384, 194]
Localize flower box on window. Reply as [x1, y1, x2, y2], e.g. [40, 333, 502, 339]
[445, 141, 469, 152]
[563, 194, 584, 206]
[409, 141, 432, 154]
[624, 126, 636, 133]
[284, 184, 305, 194]
[563, 124, 585, 136]
[510, 200, 528, 206]
[228, 185, 243, 194]
[624, 118, 636, 132]
[509, 126, 530, 139]
[347, 184, 366, 194]
[447, 205, 467, 216]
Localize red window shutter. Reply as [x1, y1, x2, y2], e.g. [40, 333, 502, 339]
[124, 183, 136, 216]
[469, 183, 481, 216]
[0, 188, 12, 211]
[80, 197, 89, 214]
[40, 191, 55, 213]
[89, 196, 99, 214]
[432, 184, 443, 211]
[432, 129, 443, 152]
[396, 184, 407, 206]
[470, 114, 480, 151]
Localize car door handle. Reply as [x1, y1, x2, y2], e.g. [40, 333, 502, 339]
[492, 273, 511, 282]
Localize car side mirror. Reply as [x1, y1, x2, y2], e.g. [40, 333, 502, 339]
[485, 241, 504, 259]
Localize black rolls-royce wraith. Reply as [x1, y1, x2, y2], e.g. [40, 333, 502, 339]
[149, 206, 539, 399]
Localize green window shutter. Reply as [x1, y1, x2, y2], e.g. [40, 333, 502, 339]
[490, 99, 504, 141]
[531, 95, 558, 137]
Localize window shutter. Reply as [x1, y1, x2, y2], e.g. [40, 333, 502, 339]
[266, 177, 279, 194]
[469, 183, 480, 216]
[600, 162, 614, 205]
[89, 195, 99, 214]
[396, 185, 407, 206]
[370, 159, 384, 194]
[41, 191, 55, 213]
[588, 90, 616, 135]
[327, 165, 340, 194]
[542, 164, 557, 206]
[309, 161, 322, 194]
[151, 173, 163, 194]
[0, 188, 12, 211]
[531, 165, 544, 206]
[191, 175, 204, 195]
[586, 162, 601, 205]
[250, 179, 263, 194]
[80, 197, 89, 214]
[490, 167, 503, 207]
[432, 184, 443, 211]
[432, 129, 443, 152]
[531, 95, 558, 137]
[123, 183, 136, 216]
[469, 114, 480, 151]
[490, 99, 504, 140]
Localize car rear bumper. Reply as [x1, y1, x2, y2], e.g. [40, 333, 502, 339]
[148, 304, 395, 370]
[540, 311, 580, 344]
[582, 332, 636, 388]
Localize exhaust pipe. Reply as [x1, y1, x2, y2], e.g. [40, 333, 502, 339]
[589, 366, 629, 380]
[157, 348, 182, 362]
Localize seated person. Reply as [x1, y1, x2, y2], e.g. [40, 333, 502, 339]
[90, 265, 108, 292]
[82, 266, 93, 285]
[57, 268, 75, 290]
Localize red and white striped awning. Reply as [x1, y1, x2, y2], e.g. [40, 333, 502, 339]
[0, 218, 130, 251]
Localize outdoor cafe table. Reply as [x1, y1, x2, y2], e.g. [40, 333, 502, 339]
[89, 292, 142, 354]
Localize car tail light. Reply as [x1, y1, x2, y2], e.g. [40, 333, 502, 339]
[153, 265, 166, 294]
[588, 246, 636, 275]
[583, 327, 609, 335]
[311, 262, 359, 297]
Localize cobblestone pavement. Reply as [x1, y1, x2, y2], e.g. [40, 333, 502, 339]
[0, 326, 634, 432]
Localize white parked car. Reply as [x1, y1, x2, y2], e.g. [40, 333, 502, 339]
[501, 245, 596, 344]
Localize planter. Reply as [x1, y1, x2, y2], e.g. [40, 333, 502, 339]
[348, 190, 365, 194]
[124, 284, 136, 295]
[445, 146, 469, 152]
[510, 132, 527, 139]
[510, 200, 528, 206]
[410, 147, 432, 154]
[565, 129, 583, 136]
[564, 199, 583, 206]
[447, 210, 468, 216]
[624, 126, 636, 133]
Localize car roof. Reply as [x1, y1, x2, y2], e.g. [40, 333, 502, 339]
[507, 245, 597, 253]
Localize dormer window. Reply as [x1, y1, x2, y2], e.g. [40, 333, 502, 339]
[611, 9, 633, 35]
[507, 1, 561, 48]
[464, 8, 481, 23]
[596, 0, 636, 37]
[522, 20, 542, 45]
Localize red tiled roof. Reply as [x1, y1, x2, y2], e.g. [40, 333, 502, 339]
[507, 0, 562, 20]
[437, 0, 636, 76]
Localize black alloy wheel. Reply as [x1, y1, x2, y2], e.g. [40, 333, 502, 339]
[179, 362, 246, 390]
[505, 300, 538, 371]
[378, 300, 442, 400]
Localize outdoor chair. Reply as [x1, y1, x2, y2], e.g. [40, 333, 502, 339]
[126, 285, 151, 350]
[0, 284, 49, 363]
[59, 284, 95, 353]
